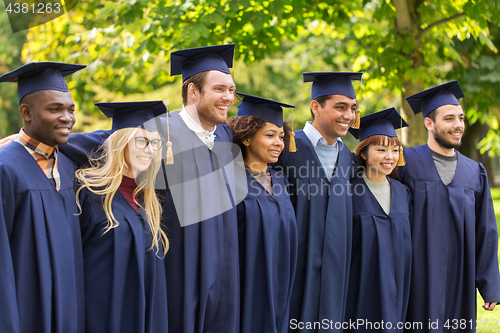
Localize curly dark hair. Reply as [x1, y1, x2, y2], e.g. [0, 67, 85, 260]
[227, 116, 292, 158]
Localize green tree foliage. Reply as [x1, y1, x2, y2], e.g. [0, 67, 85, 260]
[0, 2, 27, 136]
[9, 0, 500, 162]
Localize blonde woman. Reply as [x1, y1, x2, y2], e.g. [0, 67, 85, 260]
[75, 101, 169, 333]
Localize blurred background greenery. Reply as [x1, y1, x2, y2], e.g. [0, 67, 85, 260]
[1, 0, 500, 186]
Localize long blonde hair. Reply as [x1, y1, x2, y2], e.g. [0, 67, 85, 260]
[75, 127, 169, 256]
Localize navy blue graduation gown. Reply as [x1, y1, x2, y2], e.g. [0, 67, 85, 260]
[0, 142, 84, 333]
[399, 144, 500, 332]
[344, 176, 411, 332]
[60, 130, 110, 167]
[156, 112, 246, 333]
[238, 168, 298, 333]
[275, 130, 355, 332]
[77, 184, 168, 333]
[61, 112, 246, 333]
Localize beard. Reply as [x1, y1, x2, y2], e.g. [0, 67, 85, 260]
[433, 127, 463, 149]
[195, 99, 226, 129]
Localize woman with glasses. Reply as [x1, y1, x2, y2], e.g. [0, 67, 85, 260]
[344, 108, 411, 332]
[75, 101, 169, 333]
[226, 93, 297, 333]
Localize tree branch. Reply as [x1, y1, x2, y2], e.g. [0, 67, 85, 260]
[418, 12, 465, 38]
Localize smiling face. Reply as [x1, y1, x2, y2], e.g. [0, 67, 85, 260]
[425, 104, 465, 155]
[362, 141, 400, 183]
[124, 129, 161, 178]
[20, 90, 75, 147]
[192, 70, 235, 130]
[243, 122, 285, 172]
[311, 94, 357, 144]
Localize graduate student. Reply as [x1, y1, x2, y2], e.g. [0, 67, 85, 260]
[75, 101, 169, 333]
[401, 81, 500, 332]
[226, 93, 298, 333]
[344, 108, 411, 332]
[0, 62, 86, 333]
[275, 72, 361, 332]
[53, 44, 246, 333]
[160, 44, 247, 333]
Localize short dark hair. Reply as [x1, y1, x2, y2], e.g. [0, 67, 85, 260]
[19, 90, 46, 107]
[426, 109, 437, 122]
[310, 95, 333, 120]
[227, 116, 292, 158]
[181, 71, 208, 105]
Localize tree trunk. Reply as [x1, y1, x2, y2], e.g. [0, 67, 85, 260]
[392, 0, 428, 147]
[459, 120, 495, 188]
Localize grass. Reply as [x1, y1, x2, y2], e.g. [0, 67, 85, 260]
[476, 187, 500, 332]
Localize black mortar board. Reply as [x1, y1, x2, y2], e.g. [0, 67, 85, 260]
[170, 44, 235, 82]
[0, 62, 86, 103]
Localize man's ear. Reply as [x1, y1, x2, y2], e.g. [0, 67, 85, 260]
[243, 138, 250, 146]
[424, 117, 433, 132]
[188, 82, 199, 102]
[310, 100, 319, 119]
[19, 104, 32, 122]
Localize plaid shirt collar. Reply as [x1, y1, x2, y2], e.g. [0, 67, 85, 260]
[16, 129, 61, 191]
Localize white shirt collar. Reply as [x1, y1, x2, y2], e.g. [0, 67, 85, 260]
[303, 121, 344, 149]
[179, 106, 216, 149]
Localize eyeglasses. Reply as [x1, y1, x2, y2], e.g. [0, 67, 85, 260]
[134, 137, 163, 151]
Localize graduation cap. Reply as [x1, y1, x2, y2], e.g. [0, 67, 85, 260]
[349, 107, 408, 165]
[236, 92, 297, 152]
[236, 92, 295, 127]
[170, 44, 235, 82]
[349, 107, 408, 141]
[95, 101, 167, 132]
[96, 100, 174, 164]
[405, 80, 464, 119]
[303, 72, 363, 101]
[0, 62, 86, 103]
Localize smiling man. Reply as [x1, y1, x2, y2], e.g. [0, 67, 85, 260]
[0, 62, 86, 333]
[400, 81, 500, 332]
[276, 72, 362, 332]
[158, 44, 247, 333]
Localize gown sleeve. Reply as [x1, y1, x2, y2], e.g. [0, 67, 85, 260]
[474, 162, 500, 303]
[0, 164, 21, 333]
[60, 130, 111, 167]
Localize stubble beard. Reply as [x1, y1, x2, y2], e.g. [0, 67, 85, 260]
[433, 127, 462, 150]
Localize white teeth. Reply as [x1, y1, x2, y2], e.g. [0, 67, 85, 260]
[337, 123, 349, 129]
[137, 156, 150, 161]
[217, 106, 228, 110]
[57, 128, 70, 132]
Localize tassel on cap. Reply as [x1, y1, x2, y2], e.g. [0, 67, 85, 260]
[351, 109, 361, 129]
[289, 110, 297, 152]
[166, 141, 174, 165]
[289, 132, 297, 152]
[396, 110, 405, 166]
[397, 146, 405, 166]
[165, 109, 174, 165]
